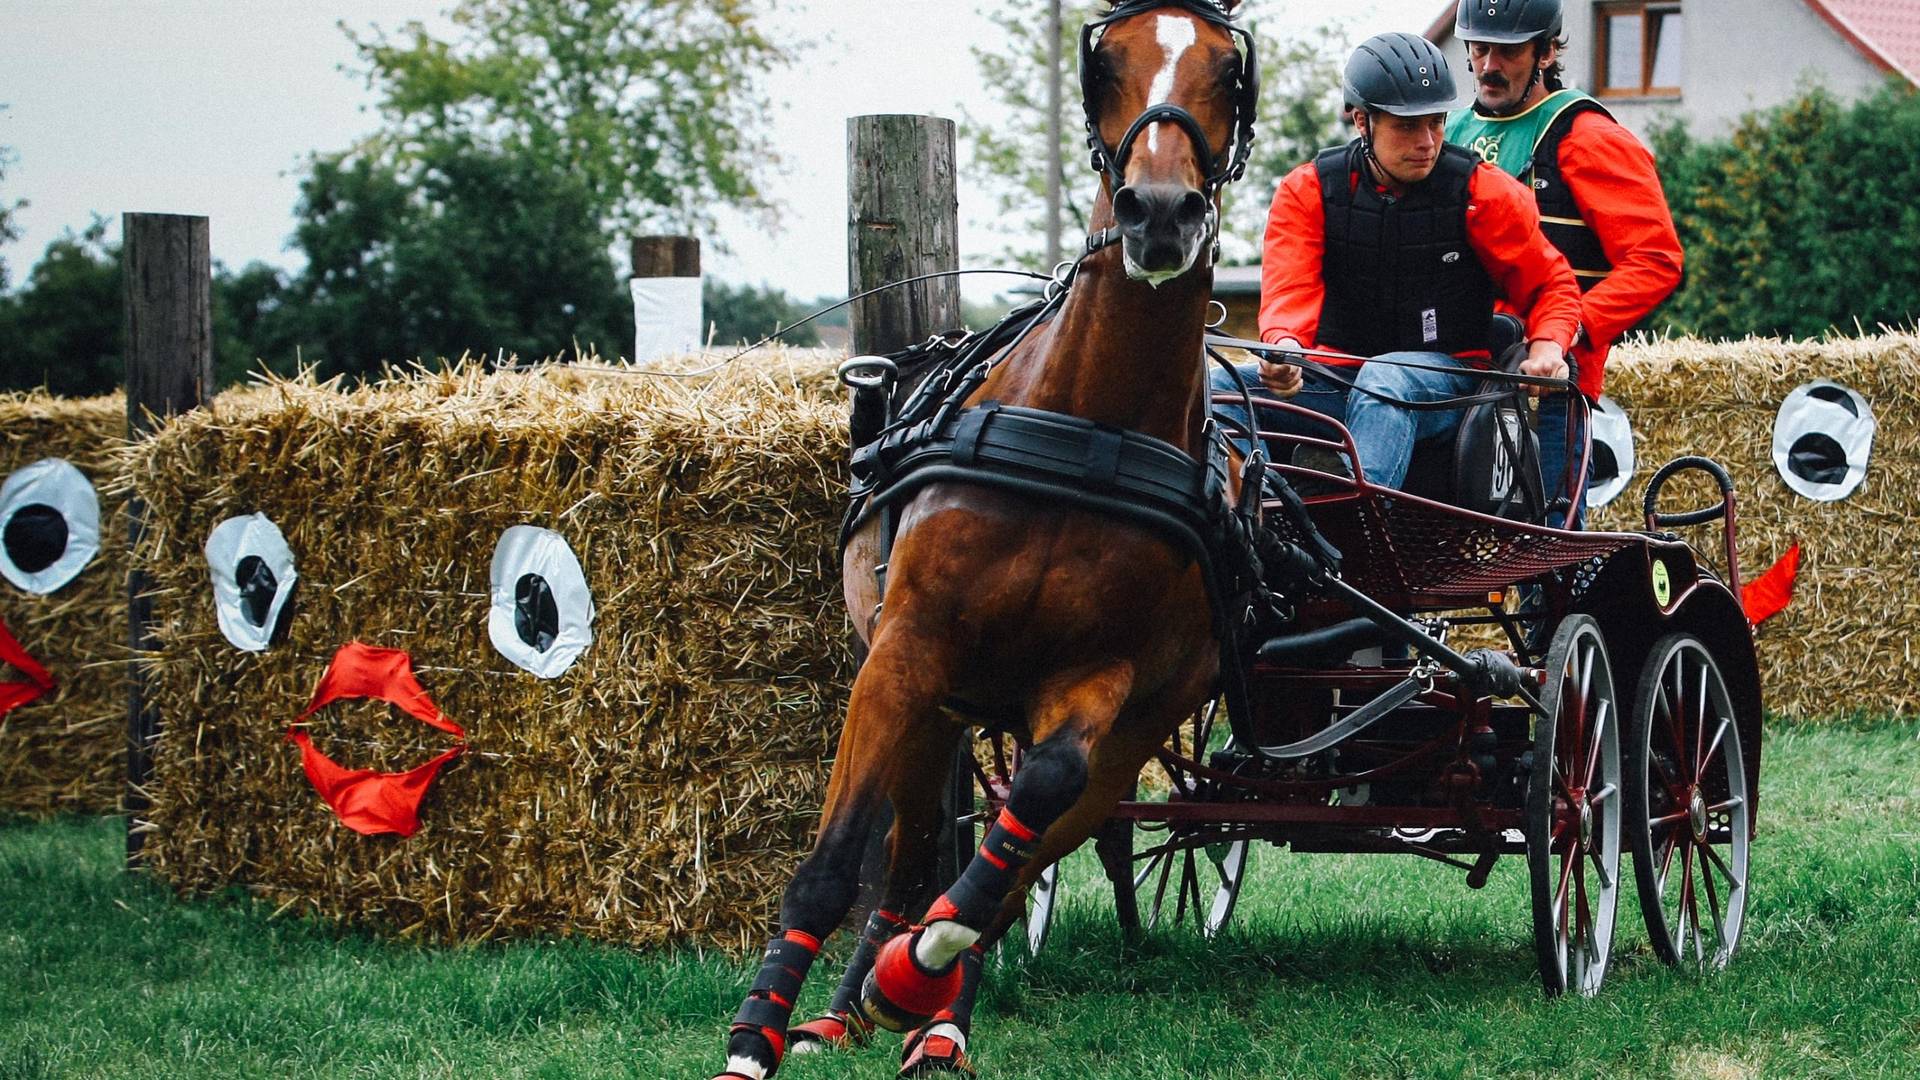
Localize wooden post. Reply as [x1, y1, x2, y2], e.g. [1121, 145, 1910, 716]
[847, 115, 961, 355]
[123, 213, 213, 867]
[630, 236, 700, 279]
[843, 117, 964, 922]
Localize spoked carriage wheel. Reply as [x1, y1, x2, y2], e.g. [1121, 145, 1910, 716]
[1624, 633, 1750, 971]
[1115, 697, 1250, 941]
[1527, 614, 1623, 997]
[942, 730, 1059, 962]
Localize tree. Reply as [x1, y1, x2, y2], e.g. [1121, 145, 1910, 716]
[963, 3, 1345, 268]
[1651, 84, 1920, 339]
[1, 111, 25, 291]
[266, 139, 635, 379]
[0, 219, 122, 396]
[344, 0, 801, 242]
[702, 280, 821, 347]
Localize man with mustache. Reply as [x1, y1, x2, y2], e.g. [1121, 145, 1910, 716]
[1446, 0, 1684, 527]
[1214, 32, 1581, 495]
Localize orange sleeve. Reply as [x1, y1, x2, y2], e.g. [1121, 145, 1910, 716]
[1257, 162, 1327, 347]
[1557, 111, 1684, 350]
[1464, 164, 1581, 352]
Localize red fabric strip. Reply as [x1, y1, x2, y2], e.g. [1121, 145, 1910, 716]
[1742, 542, 1801, 626]
[0, 616, 56, 717]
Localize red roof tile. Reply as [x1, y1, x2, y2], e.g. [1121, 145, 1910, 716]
[1808, 0, 1920, 82]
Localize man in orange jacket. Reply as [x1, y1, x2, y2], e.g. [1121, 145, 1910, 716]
[1447, 0, 1684, 526]
[1213, 32, 1582, 494]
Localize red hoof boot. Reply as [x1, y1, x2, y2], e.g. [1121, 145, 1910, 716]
[858, 929, 964, 1034]
[899, 1025, 976, 1078]
[788, 1009, 872, 1053]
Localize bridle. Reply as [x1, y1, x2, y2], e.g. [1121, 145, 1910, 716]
[1080, 0, 1260, 201]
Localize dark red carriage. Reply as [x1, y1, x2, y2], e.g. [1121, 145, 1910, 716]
[952, 395, 1762, 997]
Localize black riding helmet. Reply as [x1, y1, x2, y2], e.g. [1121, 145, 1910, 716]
[1342, 32, 1462, 117]
[1454, 0, 1563, 45]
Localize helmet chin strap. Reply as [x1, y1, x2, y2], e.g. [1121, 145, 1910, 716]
[1360, 114, 1418, 189]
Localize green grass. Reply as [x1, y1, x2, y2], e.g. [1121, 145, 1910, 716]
[4, 721, 1917, 1079]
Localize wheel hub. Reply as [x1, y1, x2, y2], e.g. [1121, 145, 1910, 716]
[1578, 797, 1594, 848]
[1688, 790, 1708, 842]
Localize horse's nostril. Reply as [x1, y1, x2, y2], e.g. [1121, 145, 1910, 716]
[1112, 187, 1148, 231]
[1176, 190, 1210, 228]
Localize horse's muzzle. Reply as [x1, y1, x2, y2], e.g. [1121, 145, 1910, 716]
[1112, 182, 1211, 282]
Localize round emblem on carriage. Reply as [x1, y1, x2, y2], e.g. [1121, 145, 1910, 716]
[1651, 558, 1672, 607]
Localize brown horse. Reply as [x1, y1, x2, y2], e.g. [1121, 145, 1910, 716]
[713, 3, 1258, 1076]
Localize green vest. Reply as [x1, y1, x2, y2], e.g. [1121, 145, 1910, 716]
[1445, 89, 1594, 177]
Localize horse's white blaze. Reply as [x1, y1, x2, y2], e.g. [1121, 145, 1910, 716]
[1145, 14, 1198, 154]
[915, 920, 981, 970]
[724, 1055, 769, 1079]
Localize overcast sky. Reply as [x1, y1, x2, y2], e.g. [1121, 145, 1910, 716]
[3, 0, 1440, 304]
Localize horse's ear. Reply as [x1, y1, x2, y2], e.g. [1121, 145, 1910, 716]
[1220, 0, 1243, 11]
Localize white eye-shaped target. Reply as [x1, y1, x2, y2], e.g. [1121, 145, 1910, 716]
[205, 514, 298, 652]
[489, 526, 593, 678]
[1773, 380, 1875, 501]
[1585, 394, 1635, 509]
[0, 458, 101, 594]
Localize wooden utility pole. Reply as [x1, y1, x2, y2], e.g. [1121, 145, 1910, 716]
[842, 116, 963, 920]
[122, 213, 213, 867]
[846, 115, 961, 355]
[1046, 0, 1065, 270]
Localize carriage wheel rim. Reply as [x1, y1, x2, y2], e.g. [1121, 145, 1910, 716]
[1631, 635, 1748, 971]
[1528, 615, 1622, 998]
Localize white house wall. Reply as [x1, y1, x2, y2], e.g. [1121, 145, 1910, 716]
[1436, 0, 1898, 142]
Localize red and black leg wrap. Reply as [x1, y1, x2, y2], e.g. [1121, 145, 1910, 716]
[927, 808, 1041, 930]
[789, 908, 904, 1050]
[727, 929, 821, 1074]
[932, 943, 984, 1034]
[898, 950, 982, 1079]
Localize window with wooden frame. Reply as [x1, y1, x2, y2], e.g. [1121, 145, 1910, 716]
[1595, 1, 1684, 97]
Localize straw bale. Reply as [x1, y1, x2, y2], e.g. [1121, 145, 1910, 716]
[1591, 333, 1920, 720]
[0, 391, 129, 816]
[133, 351, 857, 950]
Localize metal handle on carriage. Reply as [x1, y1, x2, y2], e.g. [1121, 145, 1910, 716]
[1642, 455, 1736, 529]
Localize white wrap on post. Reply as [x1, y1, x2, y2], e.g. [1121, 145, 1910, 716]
[631, 276, 704, 364]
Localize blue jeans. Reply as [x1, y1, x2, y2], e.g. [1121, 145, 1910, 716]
[1208, 362, 1349, 459]
[1340, 351, 1479, 489]
[1535, 392, 1590, 530]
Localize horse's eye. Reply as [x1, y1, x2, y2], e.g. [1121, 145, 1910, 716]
[1772, 380, 1875, 501]
[1585, 395, 1636, 509]
[0, 458, 101, 595]
[488, 525, 594, 678]
[204, 513, 298, 651]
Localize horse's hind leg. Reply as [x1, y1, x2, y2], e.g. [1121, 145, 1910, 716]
[714, 642, 957, 1080]
[789, 732, 960, 1055]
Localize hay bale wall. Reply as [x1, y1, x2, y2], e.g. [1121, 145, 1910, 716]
[134, 355, 857, 951]
[0, 392, 128, 816]
[1592, 333, 1920, 720]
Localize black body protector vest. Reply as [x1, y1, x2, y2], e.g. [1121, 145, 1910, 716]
[1314, 141, 1494, 358]
[1530, 98, 1615, 293]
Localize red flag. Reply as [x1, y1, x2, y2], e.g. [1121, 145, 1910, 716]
[1742, 542, 1801, 626]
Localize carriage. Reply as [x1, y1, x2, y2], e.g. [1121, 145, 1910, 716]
[940, 377, 1763, 998]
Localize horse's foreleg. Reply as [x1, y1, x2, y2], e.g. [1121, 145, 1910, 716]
[716, 644, 955, 1080]
[860, 664, 1135, 1033]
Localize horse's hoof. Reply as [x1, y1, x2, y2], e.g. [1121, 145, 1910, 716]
[789, 1010, 871, 1053]
[858, 930, 963, 1034]
[899, 1024, 976, 1078]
